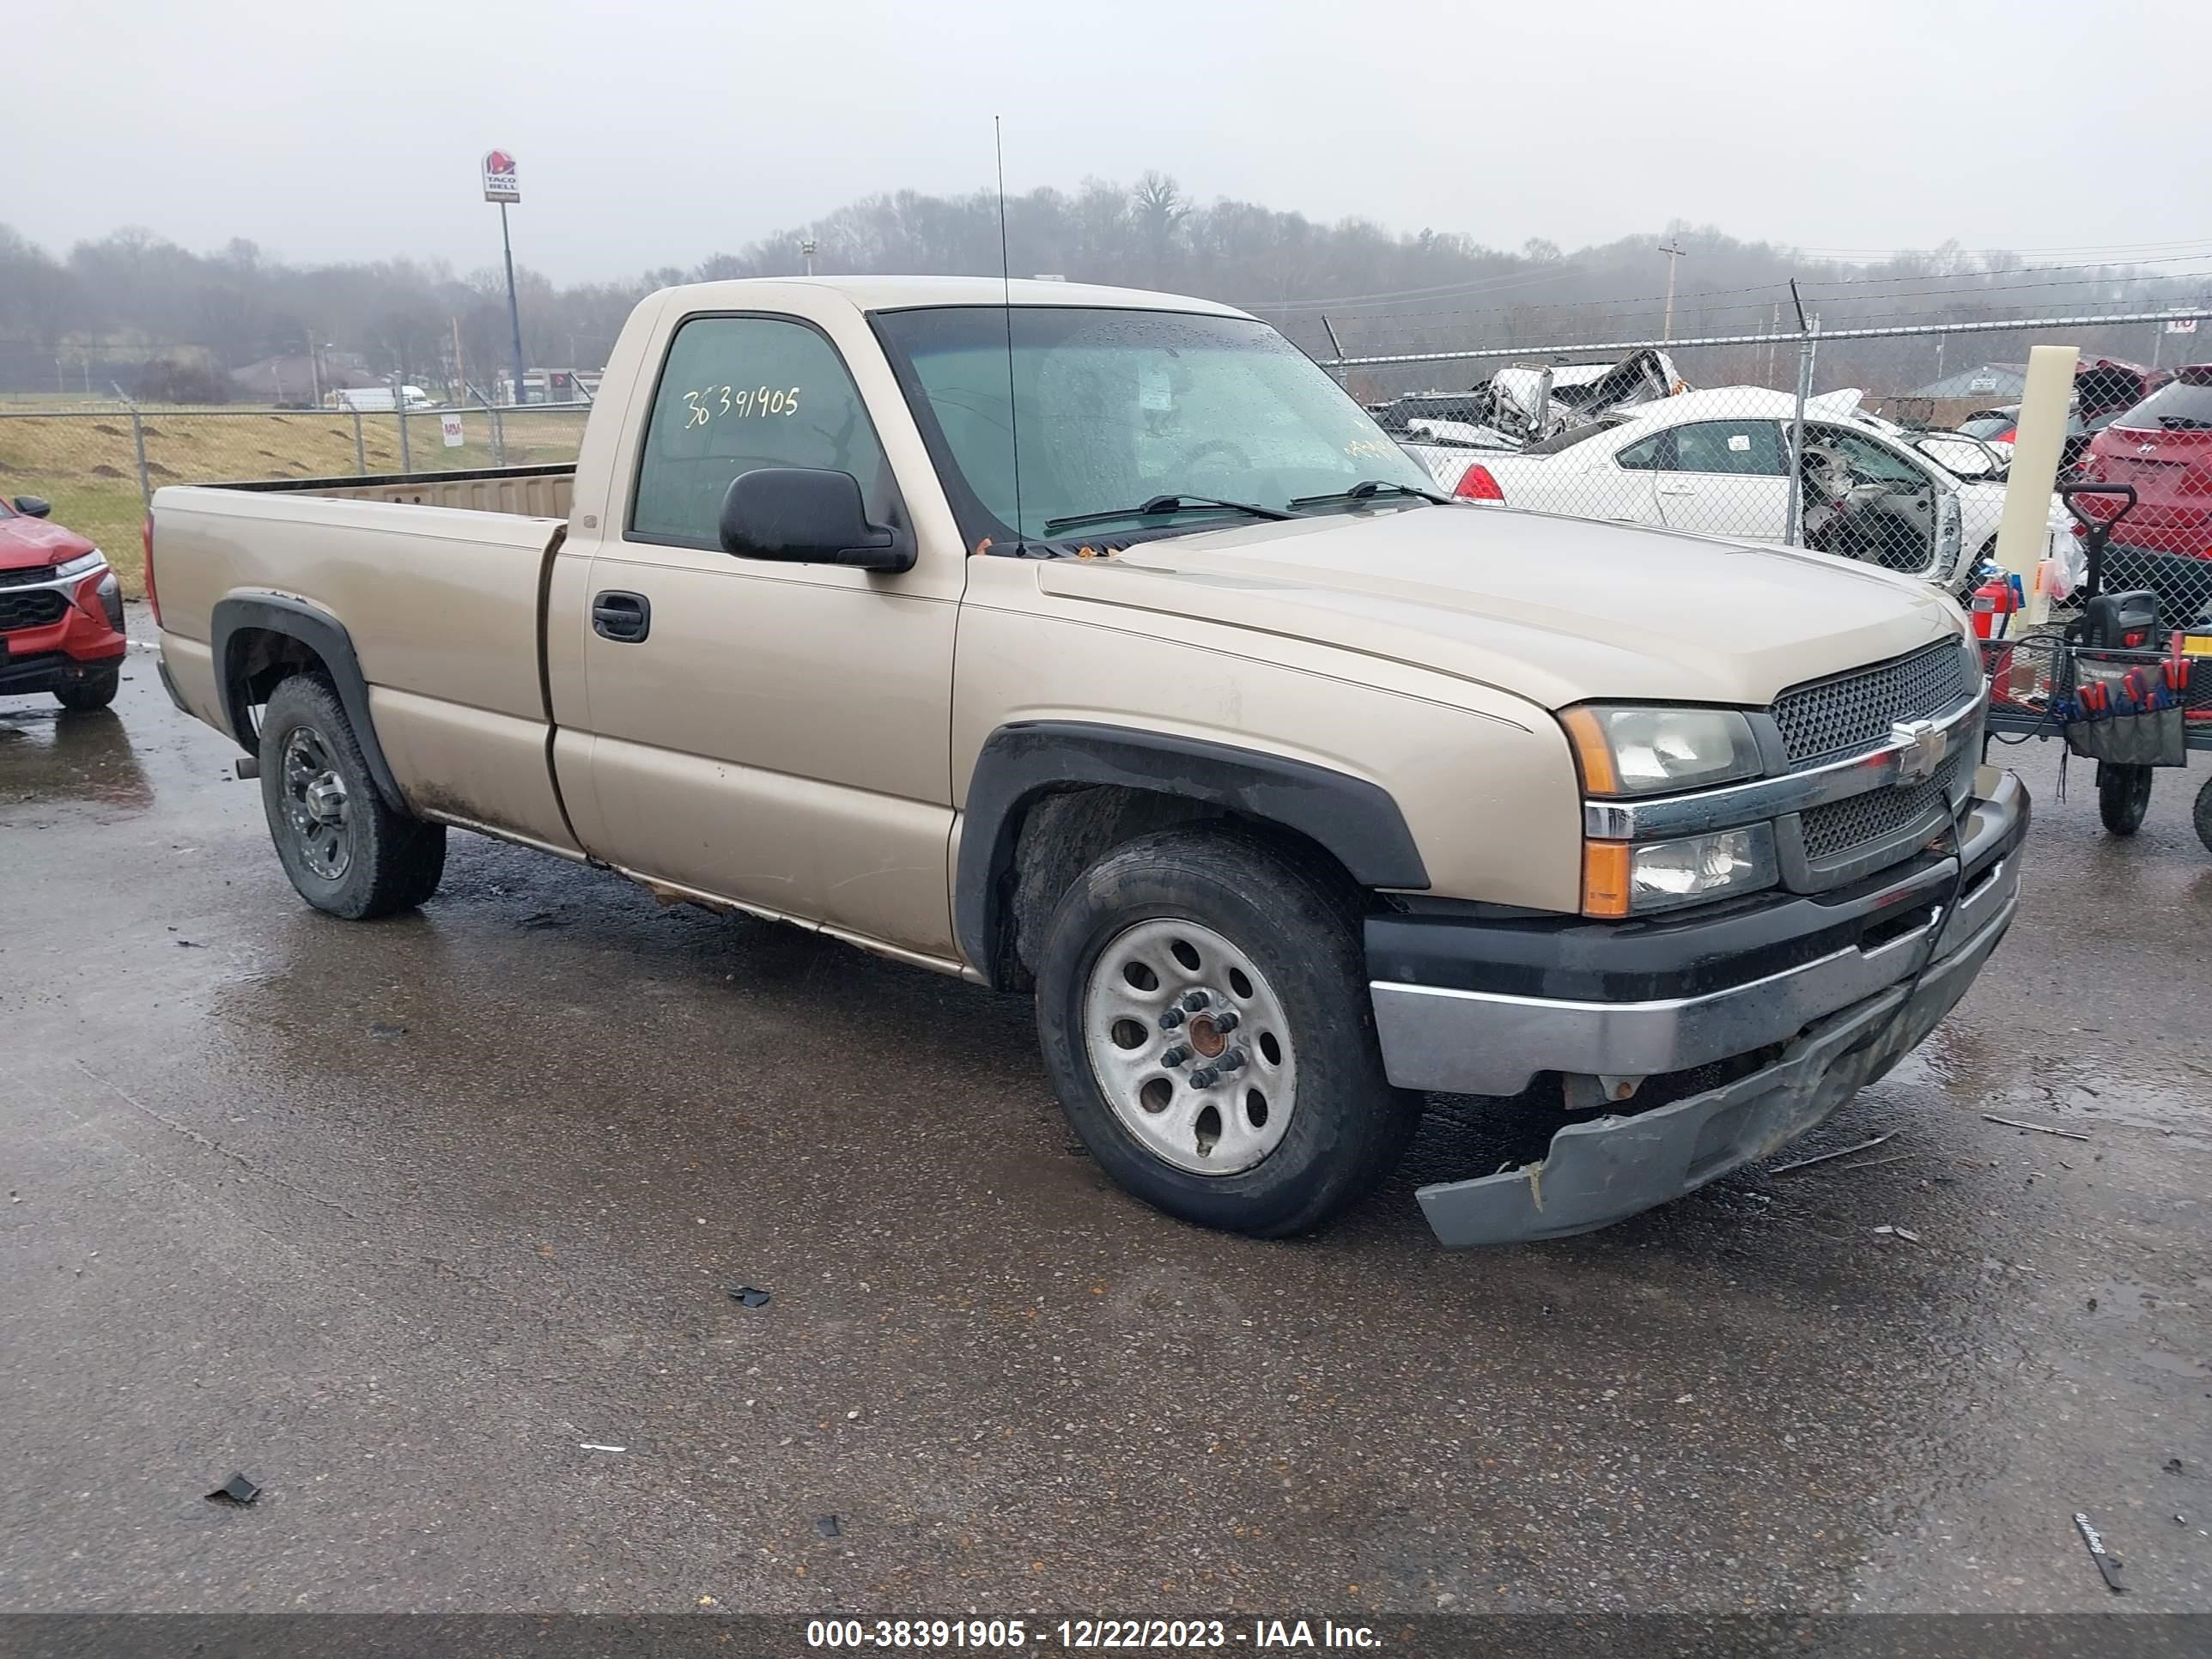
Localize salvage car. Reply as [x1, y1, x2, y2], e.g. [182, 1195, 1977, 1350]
[1404, 387, 2068, 590]
[1370, 348, 1681, 449]
[0, 492, 128, 709]
[2074, 362, 2212, 620]
[147, 277, 2023, 1247]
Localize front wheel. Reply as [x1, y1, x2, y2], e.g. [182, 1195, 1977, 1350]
[2097, 762, 2154, 836]
[1031, 824, 1419, 1239]
[53, 664, 121, 711]
[2193, 775, 2212, 855]
[258, 673, 446, 919]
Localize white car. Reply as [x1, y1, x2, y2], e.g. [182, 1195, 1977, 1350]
[1407, 387, 2066, 592]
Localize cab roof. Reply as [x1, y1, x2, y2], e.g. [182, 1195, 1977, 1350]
[652, 274, 1252, 318]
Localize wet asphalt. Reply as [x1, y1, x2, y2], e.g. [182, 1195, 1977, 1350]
[3, 614, 2209, 1617]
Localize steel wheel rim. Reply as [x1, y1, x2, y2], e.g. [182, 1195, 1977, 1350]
[280, 725, 353, 881]
[1082, 917, 1297, 1176]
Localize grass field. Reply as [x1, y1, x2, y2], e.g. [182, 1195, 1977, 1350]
[0, 406, 589, 594]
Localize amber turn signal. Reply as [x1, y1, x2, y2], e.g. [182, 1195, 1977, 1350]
[1581, 841, 1632, 919]
[1559, 706, 1620, 796]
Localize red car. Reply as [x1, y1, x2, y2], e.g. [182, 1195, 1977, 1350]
[2075, 364, 2212, 623]
[0, 492, 128, 710]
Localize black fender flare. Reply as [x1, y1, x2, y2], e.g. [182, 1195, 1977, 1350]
[210, 594, 407, 811]
[955, 720, 1429, 981]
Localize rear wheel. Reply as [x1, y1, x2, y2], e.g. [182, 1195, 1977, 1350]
[2194, 775, 2212, 856]
[1031, 824, 1419, 1238]
[2097, 762, 2154, 836]
[258, 673, 445, 919]
[53, 665, 120, 712]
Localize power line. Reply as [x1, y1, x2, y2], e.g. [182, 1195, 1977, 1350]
[1793, 236, 2212, 259]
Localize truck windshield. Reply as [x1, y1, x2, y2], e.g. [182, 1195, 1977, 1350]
[872, 306, 1437, 546]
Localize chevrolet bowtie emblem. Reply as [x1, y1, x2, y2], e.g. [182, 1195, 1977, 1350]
[1892, 718, 1948, 785]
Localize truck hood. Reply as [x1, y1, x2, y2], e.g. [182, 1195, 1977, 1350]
[1037, 505, 1965, 710]
[0, 513, 97, 572]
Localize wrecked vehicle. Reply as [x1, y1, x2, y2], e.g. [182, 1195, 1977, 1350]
[1371, 348, 1683, 450]
[1404, 387, 2002, 589]
[146, 276, 2022, 1246]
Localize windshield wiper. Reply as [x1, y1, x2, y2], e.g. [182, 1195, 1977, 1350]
[1287, 478, 1450, 509]
[1042, 494, 1292, 535]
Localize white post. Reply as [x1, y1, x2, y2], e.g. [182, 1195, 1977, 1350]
[2000, 343, 2080, 627]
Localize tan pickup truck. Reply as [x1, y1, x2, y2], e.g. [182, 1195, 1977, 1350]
[148, 276, 2025, 1246]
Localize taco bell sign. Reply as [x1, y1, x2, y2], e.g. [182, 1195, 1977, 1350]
[482, 149, 520, 204]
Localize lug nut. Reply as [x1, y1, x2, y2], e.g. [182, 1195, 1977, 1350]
[1158, 1007, 1187, 1030]
[1212, 1010, 1241, 1034]
[1181, 989, 1211, 1012]
[1188, 1066, 1219, 1088]
[1220, 1048, 1248, 1073]
[1160, 1045, 1189, 1068]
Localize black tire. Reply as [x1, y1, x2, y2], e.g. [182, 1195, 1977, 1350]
[2194, 776, 2212, 856]
[257, 673, 445, 919]
[2097, 762, 2154, 837]
[1032, 823, 1419, 1239]
[53, 665, 120, 712]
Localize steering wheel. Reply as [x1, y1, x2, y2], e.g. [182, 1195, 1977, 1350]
[1176, 439, 1251, 473]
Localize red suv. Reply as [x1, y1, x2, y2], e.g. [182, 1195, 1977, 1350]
[0, 493, 128, 710]
[2076, 365, 2212, 623]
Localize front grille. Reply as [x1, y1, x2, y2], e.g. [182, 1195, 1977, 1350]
[0, 564, 58, 590]
[1771, 641, 1978, 769]
[0, 590, 67, 629]
[1800, 747, 1967, 864]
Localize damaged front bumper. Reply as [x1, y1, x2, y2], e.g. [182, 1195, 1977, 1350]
[1413, 887, 2013, 1246]
[1371, 774, 2026, 1247]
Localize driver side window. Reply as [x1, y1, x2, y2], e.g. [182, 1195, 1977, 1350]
[630, 315, 890, 550]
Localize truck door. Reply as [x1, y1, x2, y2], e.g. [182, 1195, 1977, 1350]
[1651, 419, 1792, 540]
[564, 309, 963, 960]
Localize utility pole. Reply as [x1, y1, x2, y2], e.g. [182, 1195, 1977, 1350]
[452, 316, 465, 403]
[1659, 239, 1686, 343]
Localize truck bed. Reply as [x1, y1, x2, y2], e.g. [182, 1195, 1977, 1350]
[204, 461, 575, 519]
[150, 462, 581, 855]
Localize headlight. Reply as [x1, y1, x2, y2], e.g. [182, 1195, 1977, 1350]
[1583, 825, 1778, 917]
[1559, 705, 1763, 797]
[53, 549, 107, 580]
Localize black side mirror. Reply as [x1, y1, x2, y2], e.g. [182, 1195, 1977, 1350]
[13, 495, 52, 519]
[718, 468, 913, 572]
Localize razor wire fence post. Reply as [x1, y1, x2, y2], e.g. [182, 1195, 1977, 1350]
[1782, 280, 1814, 548]
[1321, 316, 1347, 387]
[127, 402, 150, 507]
[490, 404, 507, 466]
[351, 409, 367, 475]
[1785, 330, 1818, 546]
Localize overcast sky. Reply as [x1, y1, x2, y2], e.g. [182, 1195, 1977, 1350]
[13, 0, 2206, 283]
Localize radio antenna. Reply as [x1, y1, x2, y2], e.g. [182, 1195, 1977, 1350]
[995, 116, 1025, 553]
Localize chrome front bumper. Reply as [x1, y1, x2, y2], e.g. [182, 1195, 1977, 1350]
[1370, 771, 2025, 1099]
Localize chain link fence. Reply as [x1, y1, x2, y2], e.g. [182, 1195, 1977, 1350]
[0, 401, 592, 592]
[1332, 308, 2212, 624]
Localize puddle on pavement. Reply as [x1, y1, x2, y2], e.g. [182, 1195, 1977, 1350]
[0, 706, 155, 815]
[1900, 1020, 2210, 1144]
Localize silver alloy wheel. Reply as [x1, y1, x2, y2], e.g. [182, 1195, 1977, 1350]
[280, 725, 353, 881]
[1082, 917, 1297, 1176]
